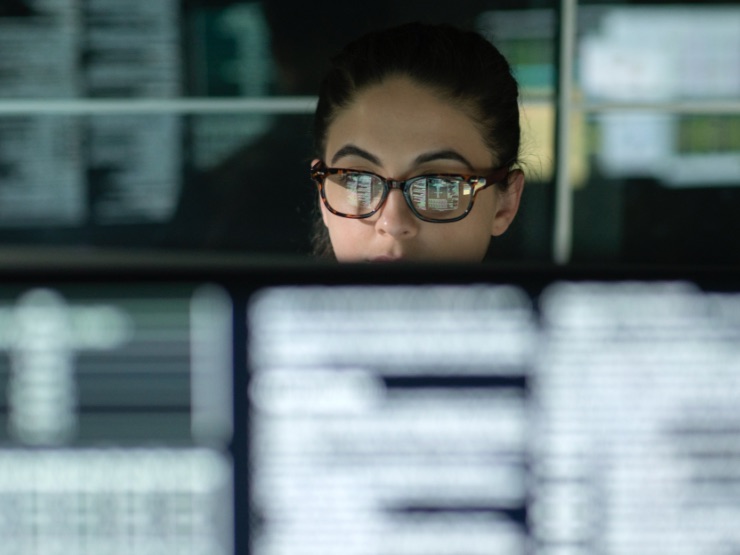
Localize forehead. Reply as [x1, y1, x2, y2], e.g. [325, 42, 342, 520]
[325, 76, 494, 168]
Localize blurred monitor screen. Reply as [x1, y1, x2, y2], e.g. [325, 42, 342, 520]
[246, 273, 740, 555]
[0, 264, 739, 554]
[0, 281, 234, 554]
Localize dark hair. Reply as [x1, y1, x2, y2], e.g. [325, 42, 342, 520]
[311, 22, 521, 257]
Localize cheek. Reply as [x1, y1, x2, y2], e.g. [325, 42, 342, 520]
[447, 224, 493, 259]
[324, 217, 371, 261]
[460, 189, 497, 236]
[435, 193, 497, 259]
[472, 188, 497, 219]
[414, 220, 488, 261]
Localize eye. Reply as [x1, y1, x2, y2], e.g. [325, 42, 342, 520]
[335, 172, 384, 208]
[339, 172, 373, 188]
[409, 177, 463, 212]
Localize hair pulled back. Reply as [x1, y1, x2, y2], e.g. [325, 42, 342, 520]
[313, 22, 521, 170]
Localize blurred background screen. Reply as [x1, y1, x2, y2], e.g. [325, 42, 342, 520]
[0, 0, 737, 265]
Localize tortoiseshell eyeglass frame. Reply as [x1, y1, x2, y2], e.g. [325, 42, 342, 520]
[310, 160, 510, 223]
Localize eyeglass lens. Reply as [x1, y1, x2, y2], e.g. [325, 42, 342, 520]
[323, 172, 472, 221]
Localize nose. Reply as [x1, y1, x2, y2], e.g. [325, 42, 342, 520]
[375, 190, 419, 238]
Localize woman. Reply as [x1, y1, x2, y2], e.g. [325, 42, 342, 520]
[310, 22, 525, 262]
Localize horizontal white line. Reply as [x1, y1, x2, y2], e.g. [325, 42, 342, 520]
[579, 100, 740, 114]
[0, 97, 556, 114]
[0, 97, 318, 115]
[0, 97, 736, 116]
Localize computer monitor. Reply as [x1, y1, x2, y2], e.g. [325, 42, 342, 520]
[0, 260, 738, 554]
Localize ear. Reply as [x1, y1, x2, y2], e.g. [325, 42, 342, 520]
[490, 169, 524, 236]
[312, 158, 331, 228]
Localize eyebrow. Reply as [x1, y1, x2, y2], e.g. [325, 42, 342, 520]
[331, 145, 477, 172]
[331, 144, 381, 166]
[413, 149, 475, 171]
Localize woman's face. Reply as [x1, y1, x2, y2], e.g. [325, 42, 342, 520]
[317, 76, 523, 262]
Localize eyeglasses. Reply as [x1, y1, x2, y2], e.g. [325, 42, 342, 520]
[311, 160, 510, 223]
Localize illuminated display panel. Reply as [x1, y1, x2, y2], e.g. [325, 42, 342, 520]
[1, 264, 740, 554]
[0, 283, 233, 555]
[246, 274, 740, 555]
[248, 285, 535, 555]
[0, 1, 556, 262]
